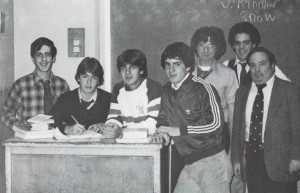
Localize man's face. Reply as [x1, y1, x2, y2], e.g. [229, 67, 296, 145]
[196, 38, 216, 63]
[120, 64, 144, 91]
[31, 45, 55, 73]
[78, 72, 99, 95]
[232, 33, 256, 62]
[164, 58, 190, 87]
[249, 52, 275, 85]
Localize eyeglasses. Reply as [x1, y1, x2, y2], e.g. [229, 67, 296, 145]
[34, 52, 53, 59]
[233, 40, 252, 47]
[197, 43, 216, 50]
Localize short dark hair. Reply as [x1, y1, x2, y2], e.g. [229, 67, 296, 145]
[117, 49, 148, 78]
[31, 37, 57, 58]
[191, 26, 226, 60]
[246, 46, 276, 65]
[161, 42, 195, 72]
[75, 57, 104, 86]
[228, 22, 261, 47]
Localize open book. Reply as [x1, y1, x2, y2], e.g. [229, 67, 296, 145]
[53, 127, 103, 140]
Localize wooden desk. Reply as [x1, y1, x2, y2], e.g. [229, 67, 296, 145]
[4, 138, 164, 193]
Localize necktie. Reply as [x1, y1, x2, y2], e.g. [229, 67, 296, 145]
[40, 80, 53, 114]
[81, 99, 95, 109]
[239, 62, 251, 86]
[196, 67, 213, 79]
[248, 83, 267, 153]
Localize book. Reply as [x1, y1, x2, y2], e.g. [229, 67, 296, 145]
[27, 114, 54, 131]
[116, 128, 150, 143]
[53, 127, 104, 140]
[13, 125, 55, 140]
[122, 128, 148, 139]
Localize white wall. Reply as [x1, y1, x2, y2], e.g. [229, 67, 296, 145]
[14, 0, 103, 90]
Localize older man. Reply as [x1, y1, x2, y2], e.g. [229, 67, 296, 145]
[231, 47, 300, 193]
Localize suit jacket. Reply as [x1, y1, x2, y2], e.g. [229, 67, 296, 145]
[231, 76, 300, 182]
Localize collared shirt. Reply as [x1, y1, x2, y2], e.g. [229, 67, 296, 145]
[171, 73, 190, 90]
[1, 69, 69, 129]
[78, 88, 97, 109]
[223, 57, 291, 82]
[245, 75, 275, 142]
[192, 63, 238, 123]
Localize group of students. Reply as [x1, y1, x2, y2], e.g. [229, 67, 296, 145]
[1, 21, 300, 193]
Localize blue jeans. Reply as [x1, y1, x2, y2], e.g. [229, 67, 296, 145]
[174, 150, 232, 193]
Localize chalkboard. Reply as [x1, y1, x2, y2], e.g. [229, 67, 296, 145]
[111, 0, 300, 86]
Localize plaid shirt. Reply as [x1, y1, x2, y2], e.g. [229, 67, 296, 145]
[1, 69, 69, 129]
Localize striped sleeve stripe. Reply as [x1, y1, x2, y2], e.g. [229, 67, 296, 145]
[147, 110, 159, 117]
[148, 104, 160, 113]
[123, 115, 147, 124]
[187, 77, 221, 134]
[108, 109, 122, 116]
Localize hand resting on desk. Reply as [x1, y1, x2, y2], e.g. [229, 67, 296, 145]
[102, 122, 122, 138]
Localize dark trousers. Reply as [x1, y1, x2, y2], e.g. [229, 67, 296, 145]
[222, 122, 230, 154]
[245, 144, 297, 193]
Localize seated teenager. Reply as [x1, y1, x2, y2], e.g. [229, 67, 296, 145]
[102, 49, 161, 138]
[50, 57, 111, 135]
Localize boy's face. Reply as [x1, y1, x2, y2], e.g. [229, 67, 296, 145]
[31, 45, 56, 74]
[164, 58, 190, 87]
[78, 72, 99, 96]
[232, 33, 256, 62]
[120, 64, 144, 91]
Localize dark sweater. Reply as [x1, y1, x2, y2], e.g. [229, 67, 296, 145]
[50, 88, 111, 134]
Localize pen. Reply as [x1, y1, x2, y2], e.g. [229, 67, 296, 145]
[70, 115, 79, 124]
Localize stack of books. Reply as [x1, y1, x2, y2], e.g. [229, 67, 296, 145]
[13, 125, 55, 140]
[27, 114, 54, 130]
[116, 128, 150, 143]
[13, 114, 55, 140]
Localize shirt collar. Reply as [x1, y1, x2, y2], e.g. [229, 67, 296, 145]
[171, 73, 190, 90]
[33, 69, 54, 84]
[251, 74, 275, 89]
[78, 88, 98, 102]
[234, 57, 246, 66]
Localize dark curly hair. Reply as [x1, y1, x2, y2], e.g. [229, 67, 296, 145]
[161, 42, 195, 72]
[246, 46, 276, 65]
[228, 22, 261, 48]
[191, 26, 226, 60]
[31, 37, 57, 58]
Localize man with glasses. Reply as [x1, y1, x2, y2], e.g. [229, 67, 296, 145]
[191, 26, 238, 155]
[224, 22, 289, 86]
[1, 37, 69, 129]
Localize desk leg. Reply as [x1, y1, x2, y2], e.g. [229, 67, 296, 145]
[5, 146, 11, 193]
[153, 149, 161, 193]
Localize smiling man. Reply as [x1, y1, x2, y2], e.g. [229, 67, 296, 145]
[102, 49, 161, 138]
[224, 22, 289, 87]
[153, 42, 232, 193]
[1, 37, 69, 129]
[231, 47, 300, 193]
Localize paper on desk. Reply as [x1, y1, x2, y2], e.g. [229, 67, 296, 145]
[27, 114, 54, 124]
[53, 127, 104, 140]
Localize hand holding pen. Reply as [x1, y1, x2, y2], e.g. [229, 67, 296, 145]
[64, 115, 85, 135]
